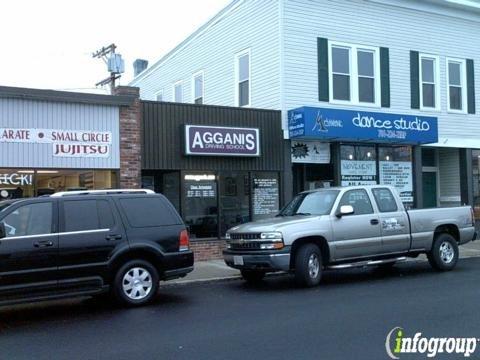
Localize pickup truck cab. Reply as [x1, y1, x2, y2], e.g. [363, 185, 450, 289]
[0, 189, 194, 307]
[224, 185, 476, 286]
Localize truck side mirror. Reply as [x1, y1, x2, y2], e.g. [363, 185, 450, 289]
[0, 222, 6, 239]
[336, 205, 354, 218]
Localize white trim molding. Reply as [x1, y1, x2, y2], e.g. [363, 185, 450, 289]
[328, 41, 381, 108]
[446, 57, 468, 114]
[234, 48, 251, 107]
[419, 53, 441, 112]
[191, 70, 205, 105]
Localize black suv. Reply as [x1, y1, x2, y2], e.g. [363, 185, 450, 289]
[0, 189, 194, 307]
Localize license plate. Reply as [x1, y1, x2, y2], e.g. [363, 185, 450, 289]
[233, 256, 244, 266]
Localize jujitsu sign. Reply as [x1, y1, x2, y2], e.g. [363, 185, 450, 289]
[185, 125, 260, 156]
[0, 128, 112, 157]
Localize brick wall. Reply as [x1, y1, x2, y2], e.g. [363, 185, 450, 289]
[190, 240, 226, 261]
[114, 86, 142, 189]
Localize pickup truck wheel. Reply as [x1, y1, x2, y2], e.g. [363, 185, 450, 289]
[294, 244, 322, 287]
[241, 270, 265, 284]
[427, 234, 459, 271]
[113, 260, 159, 307]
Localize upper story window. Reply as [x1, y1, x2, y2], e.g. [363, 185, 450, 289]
[447, 58, 467, 112]
[329, 42, 380, 106]
[235, 49, 250, 107]
[155, 90, 163, 102]
[193, 71, 204, 105]
[419, 54, 440, 111]
[174, 81, 183, 103]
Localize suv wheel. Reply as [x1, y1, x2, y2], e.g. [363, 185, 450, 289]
[113, 260, 159, 306]
[241, 270, 265, 284]
[294, 243, 322, 287]
[427, 233, 459, 271]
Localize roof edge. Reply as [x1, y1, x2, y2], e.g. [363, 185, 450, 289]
[0, 85, 135, 106]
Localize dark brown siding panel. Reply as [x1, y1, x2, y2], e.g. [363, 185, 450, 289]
[141, 102, 284, 172]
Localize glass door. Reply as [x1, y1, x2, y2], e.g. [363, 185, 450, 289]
[182, 172, 218, 239]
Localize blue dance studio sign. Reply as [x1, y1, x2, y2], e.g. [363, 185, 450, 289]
[288, 107, 438, 144]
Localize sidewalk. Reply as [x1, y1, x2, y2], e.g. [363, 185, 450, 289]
[169, 239, 480, 284]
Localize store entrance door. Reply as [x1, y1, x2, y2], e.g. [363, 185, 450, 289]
[422, 172, 437, 208]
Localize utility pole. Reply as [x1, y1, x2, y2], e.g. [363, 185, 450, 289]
[92, 43, 124, 94]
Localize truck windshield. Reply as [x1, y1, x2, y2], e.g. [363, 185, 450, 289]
[278, 190, 339, 216]
[0, 201, 14, 213]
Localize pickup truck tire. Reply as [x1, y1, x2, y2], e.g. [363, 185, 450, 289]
[294, 244, 322, 287]
[427, 234, 459, 271]
[113, 260, 159, 307]
[241, 270, 265, 284]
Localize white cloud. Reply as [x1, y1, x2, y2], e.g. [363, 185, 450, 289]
[0, 0, 231, 93]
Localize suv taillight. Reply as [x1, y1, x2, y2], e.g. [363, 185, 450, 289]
[179, 230, 190, 252]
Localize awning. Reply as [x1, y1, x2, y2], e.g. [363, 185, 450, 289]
[288, 107, 438, 145]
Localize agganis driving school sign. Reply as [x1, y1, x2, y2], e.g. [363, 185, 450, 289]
[185, 125, 260, 156]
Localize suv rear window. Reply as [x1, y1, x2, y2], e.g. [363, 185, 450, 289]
[120, 197, 180, 227]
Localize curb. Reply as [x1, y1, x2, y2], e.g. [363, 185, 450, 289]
[165, 252, 480, 285]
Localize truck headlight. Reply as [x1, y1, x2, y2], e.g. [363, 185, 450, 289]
[225, 232, 231, 240]
[260, 242, 284, 250]
[260, 232, 283, 240]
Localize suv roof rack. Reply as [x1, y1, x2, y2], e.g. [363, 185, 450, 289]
[51, 189, 155, 197]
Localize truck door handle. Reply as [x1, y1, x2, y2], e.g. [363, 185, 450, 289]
[370, 219, 379, 225]
[106, 234, 122, 241]
[34, 240, 54, 248]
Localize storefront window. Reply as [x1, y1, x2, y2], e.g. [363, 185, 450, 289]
[0, 169, 117, 199]
[183, 173, 218, 239]
[219, 172, 250, 236]
[340, 145, 377, 186]
[0, 169, 35, 198]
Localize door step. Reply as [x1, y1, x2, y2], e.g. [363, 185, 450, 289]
[327, 257, 407, 270]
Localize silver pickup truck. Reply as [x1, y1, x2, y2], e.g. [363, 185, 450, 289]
[224, 185, 476, 286]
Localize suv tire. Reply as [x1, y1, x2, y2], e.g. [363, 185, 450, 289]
[427, 233, 459, 271]
[113, 260, 159, 306]
[294, 243, 322, 287]
[241, 270, 265, 284]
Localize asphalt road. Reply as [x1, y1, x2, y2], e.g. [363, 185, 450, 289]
[1, 258, 480, 360]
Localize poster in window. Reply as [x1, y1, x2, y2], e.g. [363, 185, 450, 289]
[341, 160, 377, 186]
[252, 177, 279, 220]
[379, 161, 413, 203]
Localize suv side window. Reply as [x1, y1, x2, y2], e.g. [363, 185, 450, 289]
[119, 197, 180, 227]
[338, 189, 373, 215]
[372, 188, 398, 213]
[2, 202, 53, 237]
[63, 199, 115, 232]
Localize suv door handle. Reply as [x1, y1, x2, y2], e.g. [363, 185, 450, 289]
[34, 240, 54, 248]
[106, 234, 122, 241]
[370, 219, 379, 225]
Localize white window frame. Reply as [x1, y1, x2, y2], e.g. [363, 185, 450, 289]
[419, 53, 441, 112]
[192, 70, 205, 105]
[446, 57, 467, 114]
[173, 81, 183, 103]
[328, 41, 381, 107]
[155, 89, 163, 102]
[234, 48, 251, 107]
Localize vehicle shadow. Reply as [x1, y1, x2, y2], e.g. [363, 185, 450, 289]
[227, 259, 472, 293]
[0, 291, 189, 332]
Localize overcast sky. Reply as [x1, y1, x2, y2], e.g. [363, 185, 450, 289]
[0, 0, 231, 93]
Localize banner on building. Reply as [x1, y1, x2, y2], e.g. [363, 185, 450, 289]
[0, 128, 112, 158]
[291, 140, 330, 164]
